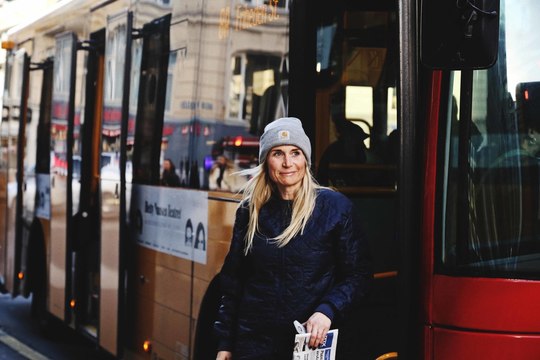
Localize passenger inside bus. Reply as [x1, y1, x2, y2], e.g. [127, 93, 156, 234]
[317, 112, 369, 186]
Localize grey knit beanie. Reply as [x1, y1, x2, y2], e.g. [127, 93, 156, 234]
[259, 117, 311, 165]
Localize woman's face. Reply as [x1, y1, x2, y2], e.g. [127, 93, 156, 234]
[163, 160, 172, 171]
[266, 145, 307, 199]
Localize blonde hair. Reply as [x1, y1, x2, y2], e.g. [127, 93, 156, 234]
[238, 160, 327, 254]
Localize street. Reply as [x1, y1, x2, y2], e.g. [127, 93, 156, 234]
[0, 294, 110, 360]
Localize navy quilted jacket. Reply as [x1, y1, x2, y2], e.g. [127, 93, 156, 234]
[214, 188, 372, 359]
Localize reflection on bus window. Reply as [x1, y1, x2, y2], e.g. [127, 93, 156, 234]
[165, 52, 177, 112]
[441, 1, 540, 277]
[228, 53, 282, 133]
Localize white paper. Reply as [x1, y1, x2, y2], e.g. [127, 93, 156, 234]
[293, 329, 338, 360]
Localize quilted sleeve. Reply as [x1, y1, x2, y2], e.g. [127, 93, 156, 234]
[318, 200, 372, 320]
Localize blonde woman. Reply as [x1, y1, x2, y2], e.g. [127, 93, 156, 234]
[215, 117, 372, 360]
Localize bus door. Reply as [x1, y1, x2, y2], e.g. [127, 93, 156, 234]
[19, 58, 54, 299]
[69, 27, 106, 342]
[126, 13, 172, 358]
[307, 0, 399, 357]
[49, 31, 77, 322]
[0, 48, 30, 296]
[98, 10, 134, 356]
[27, 57, 54, 321]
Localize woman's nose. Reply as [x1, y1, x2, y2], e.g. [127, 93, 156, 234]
[283, 154, 292, 166]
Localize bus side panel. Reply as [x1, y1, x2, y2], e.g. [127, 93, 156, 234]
[135, 295, 191, 360]
[131, 246, 192, 358]
[192, 195, 238, 288]
[433, 328, 540, 359]
[99, 223, 120, 353]
[191, 196, 238, 356]
[135, 249, 192, 315]
[432, 275, 540, 332]
[49, 174, 67, 319]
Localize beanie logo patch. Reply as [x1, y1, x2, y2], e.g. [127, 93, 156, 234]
[278, 130, 290, 141]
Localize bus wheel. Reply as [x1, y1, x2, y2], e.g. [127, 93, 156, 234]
[193, 276, 221, 360]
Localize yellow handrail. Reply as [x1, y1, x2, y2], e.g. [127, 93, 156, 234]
[373, 271, 398, 279]
[375, 351, 398, 360]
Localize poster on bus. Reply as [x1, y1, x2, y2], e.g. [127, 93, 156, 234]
[130, 185, 208, 264]
[35, 173, 51, 220]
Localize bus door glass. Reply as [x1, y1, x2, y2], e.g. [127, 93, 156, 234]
[440, 0, 540, 278]
[99, 10, 133, 356]
[126, 13, 173, 357]
[23, 59, 52, 228]
[18, 58, 54, 302]
[433, 1, 540, 355]
[33, 58, 53, 223]
[61, 27, 105, 344]
[131, 14, 171, 185]
[312, 1, 399, 357]
[49, 31, 77, 321]
[0, 49, 30, 295]
[197, 1, 289, 193]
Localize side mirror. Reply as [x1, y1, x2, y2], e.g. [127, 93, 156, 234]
[420, 0, 500, 70]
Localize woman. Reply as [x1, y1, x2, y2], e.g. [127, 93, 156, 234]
[214, 117, 372, 360]
[160, 158, 181, 187]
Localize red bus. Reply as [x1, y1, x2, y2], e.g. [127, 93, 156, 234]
[1, 0, 539, 359]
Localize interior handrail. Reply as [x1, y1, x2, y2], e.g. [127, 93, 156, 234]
[373, 271, 398, 279]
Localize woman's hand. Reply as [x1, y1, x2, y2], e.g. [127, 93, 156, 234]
[304, 312, 331, 349]
[216, 350, 232, 360]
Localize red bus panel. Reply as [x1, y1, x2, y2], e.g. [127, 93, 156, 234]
[433, 275, 540, 333]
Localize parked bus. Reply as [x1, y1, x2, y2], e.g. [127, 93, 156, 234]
[1, 0, 539, 359]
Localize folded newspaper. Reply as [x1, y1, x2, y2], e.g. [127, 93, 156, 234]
[292, 324, 338, 360]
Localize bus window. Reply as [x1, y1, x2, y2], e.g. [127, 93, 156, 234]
[440, 0, 540, 277]
[315, 6, 399, 189]
[158, 4, 289, 192]
[228, 52, 282, 134]
[131, 15, 171, 185]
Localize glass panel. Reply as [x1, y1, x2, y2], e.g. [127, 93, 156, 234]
[51, 33, 76, 176]
[441, 0, 540, 277]
[158, 2, 290, 192]
[315, 8, 398, 187]
[35, 60, 53, 175]
[2, 50, 27, 177]
[131, 15, 171, 185]
[102, 12, 130, 179]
